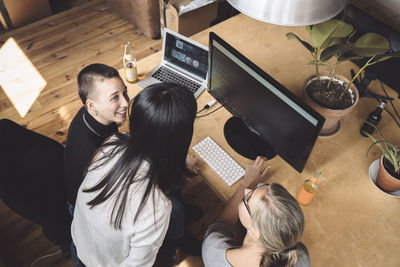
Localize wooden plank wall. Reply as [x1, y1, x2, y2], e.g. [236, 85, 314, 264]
[0, 0, 223, 266]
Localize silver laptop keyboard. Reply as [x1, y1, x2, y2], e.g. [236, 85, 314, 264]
[193, 136, 245, 186]
[152, 66, 201, 93]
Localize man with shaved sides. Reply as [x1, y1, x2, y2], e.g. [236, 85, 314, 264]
[64, 64, 129, 210]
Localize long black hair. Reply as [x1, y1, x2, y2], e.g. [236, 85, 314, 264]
[83, 83, 197, 229]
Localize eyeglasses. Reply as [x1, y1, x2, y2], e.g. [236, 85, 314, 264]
[242, 183, 269, 217]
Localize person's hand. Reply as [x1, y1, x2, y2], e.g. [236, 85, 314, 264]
[186, 154, 200, 174]
[241, 156, 270, 188]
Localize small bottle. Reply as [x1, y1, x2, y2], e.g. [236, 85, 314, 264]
[297, 169, 321, 206]
[123, 41, 137, 83]
[360, 102, 385, 137]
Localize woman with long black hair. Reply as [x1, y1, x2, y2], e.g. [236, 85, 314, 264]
[71, 83, 197, 266]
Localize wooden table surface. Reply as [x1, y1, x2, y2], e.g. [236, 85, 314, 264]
[125, 14, 400, 267]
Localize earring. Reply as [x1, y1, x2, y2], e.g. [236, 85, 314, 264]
[95, 111, 98, 116]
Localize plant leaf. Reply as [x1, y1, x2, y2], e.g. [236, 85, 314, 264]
[347, 29, 357, 41]
[286, 32, 314, 53]
[310, 19, 353, 49]
[386, 149, 399, 173]
[337, 55, 363, 64]
[364, 121, 388, 151]
[367, 141, 385, 157]
[364, 121, 399, 170]
[385, 50, 400, 57]
[372, 50, 400, 64]
[369, 122, 389, 151]
[387, 149, 395, 162]
[318, 61, 330, 66]
[374, 140, 398, 151]
[364, 132, 385, 157]
[329, 38, 342, 46]
[351, 33, 390, 56]
[320, 44, 352, 61]
[369, 140, 397, 159]
[308, 60, 330, 66]
[371, 55, 392, 64]
[394, 149, 400, 173]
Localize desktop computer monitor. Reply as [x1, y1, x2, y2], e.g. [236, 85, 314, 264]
[207, 32, 326, 173]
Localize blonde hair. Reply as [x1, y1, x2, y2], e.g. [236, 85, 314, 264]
[251, 183, 305, 267]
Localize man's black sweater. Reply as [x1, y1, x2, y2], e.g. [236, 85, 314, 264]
[64, 107, 118, 205]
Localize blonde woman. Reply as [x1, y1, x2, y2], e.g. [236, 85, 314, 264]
[202, 157, 310, 267]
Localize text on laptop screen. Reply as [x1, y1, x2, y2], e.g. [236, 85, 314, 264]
[164, 32, 208, 80]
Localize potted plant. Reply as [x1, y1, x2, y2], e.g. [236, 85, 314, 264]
[363, 123, 400, 192]
[287, 19, 400, 136]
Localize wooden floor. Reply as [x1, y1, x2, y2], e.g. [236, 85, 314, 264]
[0, 0, 162, 144]
[0, 0, 224, 266]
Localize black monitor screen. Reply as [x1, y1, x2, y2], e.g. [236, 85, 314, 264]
[207, 32, 325, 172]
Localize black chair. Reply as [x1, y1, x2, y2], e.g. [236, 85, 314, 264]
[0, 119, 71, 252]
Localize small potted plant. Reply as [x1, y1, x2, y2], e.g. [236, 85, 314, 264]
[363, 123, 400, 192]
[287, 19, 400, 136]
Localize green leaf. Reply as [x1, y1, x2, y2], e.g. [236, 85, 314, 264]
[371, 122, 388, 147]
[386, 50, 400, 57]
[372, 50, 400, 64]
[386, 149, 399, 173]
[347, 29, 357, 41]
[362, 131, 377, 144]
[364, 122, 387, 147]
[310, 19, 353, 49]
[364, 132, 384, 157]
[351, 33, 390, 56]
[320, 44, 351, 61]
[376, 140, 398, 151]
[337, 55, 363, 64]
[308, 60, 329, 66]
[371, 55, 392, 64]
[387, 149, 396, 162]
[366, 141, 385, 157]
[370, 140, 395, 156]
[286, 32, 314, 53]
[330, 38, 342, 46]
[364, 121, 400, 169]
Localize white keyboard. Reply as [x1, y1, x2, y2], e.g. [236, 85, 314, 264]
[192, 136, 245, 186]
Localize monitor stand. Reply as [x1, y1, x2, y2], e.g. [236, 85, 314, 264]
[223, 117, 276, 160]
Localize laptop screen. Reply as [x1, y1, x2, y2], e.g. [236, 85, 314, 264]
[164, 31, 208, 80]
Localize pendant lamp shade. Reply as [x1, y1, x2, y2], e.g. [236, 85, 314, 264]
[227, 0, 347, 26]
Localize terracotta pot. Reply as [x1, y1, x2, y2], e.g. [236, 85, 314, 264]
[377, 156, 400, 192]
[303, 72, 359, 137]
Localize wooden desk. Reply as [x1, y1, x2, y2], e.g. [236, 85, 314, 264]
[125, 14, 400, 267]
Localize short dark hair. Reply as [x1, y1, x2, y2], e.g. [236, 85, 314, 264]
[77, 63, 120, 104]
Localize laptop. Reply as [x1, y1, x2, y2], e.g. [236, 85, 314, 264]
[137, 28, 209, 98]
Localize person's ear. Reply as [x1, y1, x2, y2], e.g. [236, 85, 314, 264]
[86, 98, 95, 112]
[248, 226, 260, 241]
